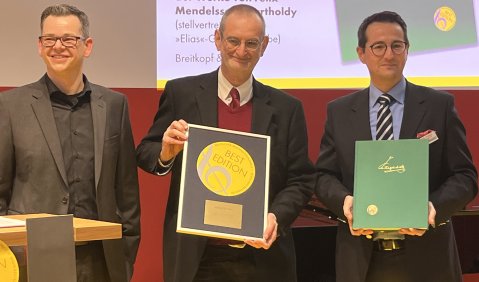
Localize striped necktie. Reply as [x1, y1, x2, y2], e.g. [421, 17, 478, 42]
[376, 94, 394, 140]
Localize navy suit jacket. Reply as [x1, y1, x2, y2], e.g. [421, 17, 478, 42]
[137, 70, 315, 282]
[315, 81, 478, 282]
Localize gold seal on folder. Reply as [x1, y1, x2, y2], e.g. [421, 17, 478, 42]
[367, 205, 378, 216]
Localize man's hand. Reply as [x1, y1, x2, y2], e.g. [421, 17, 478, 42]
[159, 119, 188, 162]
[343, 195, 374, 237]
[244, 213, 278, 249]
[399, 201, 436, 236]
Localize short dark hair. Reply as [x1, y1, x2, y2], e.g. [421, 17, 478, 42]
[40, 4, 90, 38]
[219, 4, 266, 37]
[357, 11, 408, 49]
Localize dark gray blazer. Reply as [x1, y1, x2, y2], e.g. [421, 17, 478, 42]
[136, 70, 315, 282]
[0, 75, 141, 282]
[315, 81, 478, 282]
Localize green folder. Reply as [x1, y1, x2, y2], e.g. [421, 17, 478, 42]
[352, 139, 429, 230]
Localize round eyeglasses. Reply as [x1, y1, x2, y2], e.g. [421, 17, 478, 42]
[223, 36, 262, 52]
[369, 41, 408, 56]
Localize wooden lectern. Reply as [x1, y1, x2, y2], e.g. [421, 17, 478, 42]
[0, 214, 122, 282]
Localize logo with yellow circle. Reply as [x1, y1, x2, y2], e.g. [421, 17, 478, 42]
[0, 240, 19, 282]
[197, 142, 255, 196]
[367, 205, 378, 216]
[434, 6, 456, 31]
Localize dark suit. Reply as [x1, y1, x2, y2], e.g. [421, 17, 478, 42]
[0, 75, 141, 282]
[315, 81, 478, 282]
[137, 70, 314, 282]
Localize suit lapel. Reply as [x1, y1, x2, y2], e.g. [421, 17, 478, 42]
[399, 82, 426, 139]
[251, 80, 273, 135]
[196, 71, 219, 127]
[350, 89, 373, 140]
[31, 82, 69, 187]
[91, 89, 106, 189]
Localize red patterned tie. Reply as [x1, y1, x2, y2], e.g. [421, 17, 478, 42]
[229, 88, 240, 111]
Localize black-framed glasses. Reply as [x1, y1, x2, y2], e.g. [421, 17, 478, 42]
[39, 36, 85, 47]
[223, 36, 262, 51]
[369, 41, 408, 56]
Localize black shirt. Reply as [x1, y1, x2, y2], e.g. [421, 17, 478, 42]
[47, 75, 98, 220]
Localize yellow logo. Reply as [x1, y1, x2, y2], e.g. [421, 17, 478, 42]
[0, 240, 19, 282]
[378, 156, 406, 173]
[367, 205, 378, 216]
[434, 6, 456, 31]
[197, 142, 255, 196]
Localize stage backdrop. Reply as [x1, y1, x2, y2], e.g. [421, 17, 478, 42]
[1, 1, 478, 281]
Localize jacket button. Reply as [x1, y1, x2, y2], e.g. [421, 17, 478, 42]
[62, 197, 68, 204]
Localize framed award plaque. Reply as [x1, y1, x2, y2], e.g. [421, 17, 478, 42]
[177, 124, 270, 241]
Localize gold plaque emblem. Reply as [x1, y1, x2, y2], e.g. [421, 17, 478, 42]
[0, 240, 19, 282]
[367, 205, 378, 216]
[197, 142, 255, 196]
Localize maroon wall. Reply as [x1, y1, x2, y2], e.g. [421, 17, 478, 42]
[123, 88, 479, 281]
[1, 87, 477, 281]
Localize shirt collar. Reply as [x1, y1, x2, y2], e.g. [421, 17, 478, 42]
[369, 77, 406, 108]
[46, 74, 92, 107]
[218, 68, 253, 105]
[46, 74, 92, 97]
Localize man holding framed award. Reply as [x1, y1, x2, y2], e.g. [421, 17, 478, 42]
[315, 11, 478, 282]
[137, 4, 314, 282]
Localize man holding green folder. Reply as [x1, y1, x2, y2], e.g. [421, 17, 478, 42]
[315, 11, 477, 282]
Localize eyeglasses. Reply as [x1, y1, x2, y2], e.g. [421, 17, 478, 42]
[369, 41, 408, 56]
[39, 36, 85, 47]
[223, 36, 262, 51]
